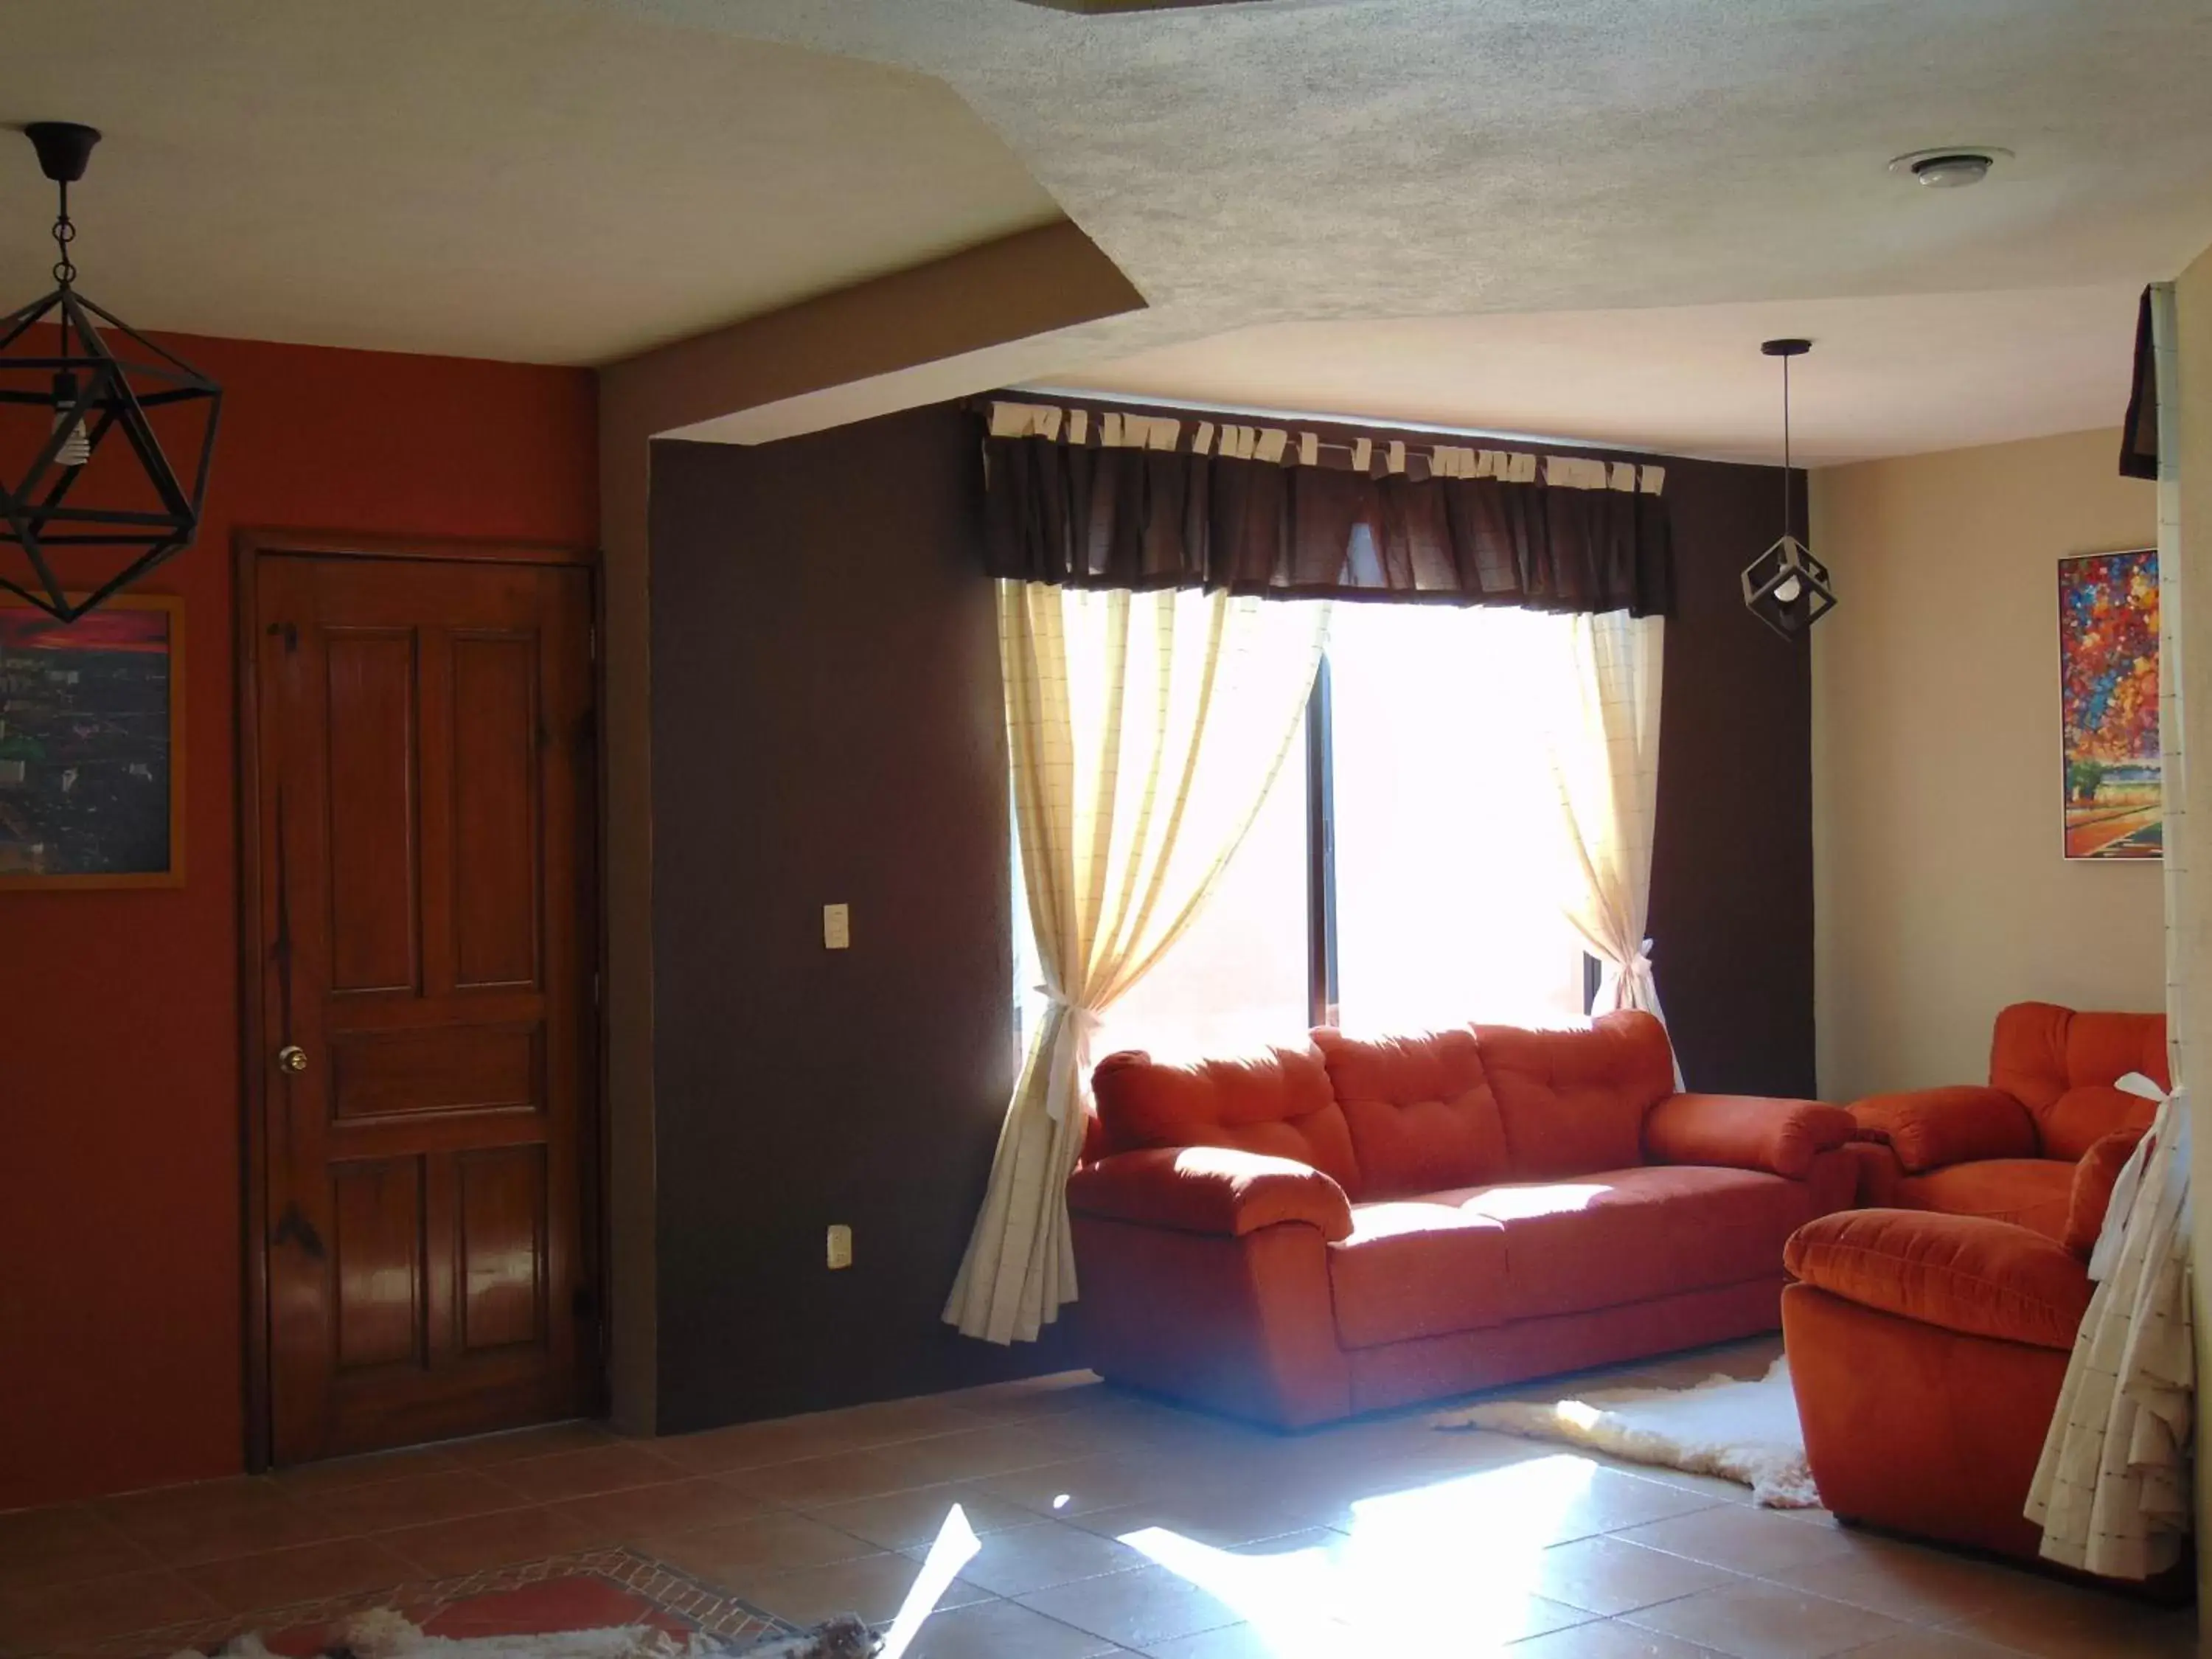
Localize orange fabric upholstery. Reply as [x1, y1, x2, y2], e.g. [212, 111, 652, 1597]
[1067, 1146, 1354, 1242]
[1352, 1279, 1785, 1415]
[1071, 1016, 1849, 1428]
[1988, 1001, 2166, 1159]
[2039, 1085, 2158, 1165]
[1070, 1214, 1352, 1427]
[1784, 1209, 2091, 1350]
[1847, 1086, 2037, 1173]
[1312, 1026, 1509, 1200]
[2063, 1128, 2148, 1259]
[1475, 1012, 1677, 1179]
[1784, 1282, 2065, 1561]
[1643, 1093, 1854, 1178]
[1326, 1200, 1508, 1349]
[1467, 1164, 1823, 1320]
[1092, 1043, 1363, 1196]
[1894, 1160, 2074, 1244]
[1840, 1140, 1903, 1208]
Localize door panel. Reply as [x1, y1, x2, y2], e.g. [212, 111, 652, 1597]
[450, 633, 541, 989]
[323, 630, 420, 995]
[256, 553, 596, 1464]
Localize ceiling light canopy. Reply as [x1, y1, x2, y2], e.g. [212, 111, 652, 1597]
[1888, 145, 2011, 189]
[1741, 338, 1834, 641]
[0, 122, 221, 623]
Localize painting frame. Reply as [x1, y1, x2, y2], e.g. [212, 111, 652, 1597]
[0, 591, 185, 890]
[2059, 546, 2160, 863]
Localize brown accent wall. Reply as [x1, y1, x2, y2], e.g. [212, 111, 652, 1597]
[648, 409, 1078, 1429]
[598, 220, 1145, 1432]
[646, 401, 1812, 1429]
[1649, 462, 1815, 1098]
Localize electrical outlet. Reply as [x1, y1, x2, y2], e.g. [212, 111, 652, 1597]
[823, 902, 851, 950]
[826, 1223, 853, 1270]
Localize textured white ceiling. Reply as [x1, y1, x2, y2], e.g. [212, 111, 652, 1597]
[1049, 285, 2146, 467]
[7, 0, 2212, 456]
[619, 0, 2212, 459]
[0, 1, 1059, 363]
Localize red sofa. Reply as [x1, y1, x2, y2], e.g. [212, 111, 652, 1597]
[1068, 1012, 1856, 1427]
[1846, 1002, 2165, 1242]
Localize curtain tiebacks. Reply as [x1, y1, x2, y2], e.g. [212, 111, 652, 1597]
[1039, 986, 1106, 1124]
[1596, 939, 1660, 1014]
[2091, 1074, 2189, 1282]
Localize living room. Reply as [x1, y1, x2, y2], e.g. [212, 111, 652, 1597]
[4, 4, 2212, 1658]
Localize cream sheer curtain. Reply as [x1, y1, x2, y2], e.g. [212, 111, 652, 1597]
[1543, 611, 1677, 1074]
[2026, 280, 2195, 1579]
[945, 580, 1330, 1343]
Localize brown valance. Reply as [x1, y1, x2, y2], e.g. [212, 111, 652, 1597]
[978, 399, 1672, 616]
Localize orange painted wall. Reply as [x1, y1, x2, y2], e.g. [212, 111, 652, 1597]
[0, 334, 597, 1509]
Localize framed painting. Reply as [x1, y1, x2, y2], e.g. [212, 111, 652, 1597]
[0, 594, 184, 888]
[2059, 548, 2160, 860]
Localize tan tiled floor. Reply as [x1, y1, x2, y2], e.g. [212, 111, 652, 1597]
[0, 1337, 2194, 1658]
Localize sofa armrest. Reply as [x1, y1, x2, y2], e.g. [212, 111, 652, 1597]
[1643, 1093, 1855, 1179]
[1848, 1086, 2037, 1173]
[1066, 1146, 1354, 1242]
[1784, 1209, 2090, 1350]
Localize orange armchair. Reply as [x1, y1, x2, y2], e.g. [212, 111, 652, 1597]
[1781, 1130, 2145, 1565]
[1846, 1002, 2163, 1242]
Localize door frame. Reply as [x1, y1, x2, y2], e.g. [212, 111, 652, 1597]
[234, 527, 606, 1472]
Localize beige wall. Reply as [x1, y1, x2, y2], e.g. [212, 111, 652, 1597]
[1812, 429, 2160, 1101]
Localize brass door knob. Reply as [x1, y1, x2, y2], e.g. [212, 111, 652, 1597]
[277, 1044, 309, 1074]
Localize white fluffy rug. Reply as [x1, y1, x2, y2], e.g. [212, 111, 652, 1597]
[1431, 1357, 1819, 1507]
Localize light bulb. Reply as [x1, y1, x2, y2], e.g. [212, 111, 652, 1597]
[1773, 575, 1802, 605]
[50, 372, 89, 467]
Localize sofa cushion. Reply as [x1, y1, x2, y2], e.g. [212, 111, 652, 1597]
[1474, 1012, 1677, 1179]
[1326, 1198, 1509, 1349]
[2062, 1128, 2149, 1259]
[1989, 1002, 2166, 1158]
[1895, 1159, 2074, 1244]
[1785, 1209, 2092, 1351]
[1092, 1044, 1362, 1195]
[1312, 1026, 1509, 1200]
[2038, 1085, 2157, 1164]
[1443, 1164, 1810, 1320]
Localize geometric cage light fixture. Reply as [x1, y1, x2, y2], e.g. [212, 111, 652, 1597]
[0, 122, 221, 622]
[1740, 337, 1834, 640]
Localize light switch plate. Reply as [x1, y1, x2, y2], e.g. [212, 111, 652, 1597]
[823, 902, 850, 950]
[826, 1223, 853, 1270]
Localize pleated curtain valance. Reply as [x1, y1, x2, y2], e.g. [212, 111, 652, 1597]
[980, 397, 1674, 616]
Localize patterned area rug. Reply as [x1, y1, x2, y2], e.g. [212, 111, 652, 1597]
[95, 1549, 801, 1659]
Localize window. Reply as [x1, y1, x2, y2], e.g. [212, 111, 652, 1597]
[1014, 603, 1587, 1062]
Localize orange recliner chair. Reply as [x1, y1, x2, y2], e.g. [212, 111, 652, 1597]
[1846, 1001, 2165, 1240]
[1781, 1130, 2143, 1562]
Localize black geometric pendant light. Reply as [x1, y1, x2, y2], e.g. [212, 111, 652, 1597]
[1740, 338, 1834, 640]
[0, 122, 221, 622]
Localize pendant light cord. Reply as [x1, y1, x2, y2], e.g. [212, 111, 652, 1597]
[51, 178, 75, 289]
[1781, 351, 1792, 543]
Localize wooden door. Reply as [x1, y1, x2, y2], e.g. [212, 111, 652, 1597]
[251, 552, 597, 1464]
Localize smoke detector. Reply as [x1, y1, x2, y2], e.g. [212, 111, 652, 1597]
[1888, 147, 2010, 188]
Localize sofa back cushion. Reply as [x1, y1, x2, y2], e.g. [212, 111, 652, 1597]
[1311, 1027, 1509, 1200]
[1989, 1002, 2166, 1161]
[1091, 1043, 1362, 1195]
[1473, 1011, 1677, 1179]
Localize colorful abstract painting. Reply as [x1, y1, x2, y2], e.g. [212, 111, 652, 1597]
[2060, 548, 2160, 860]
